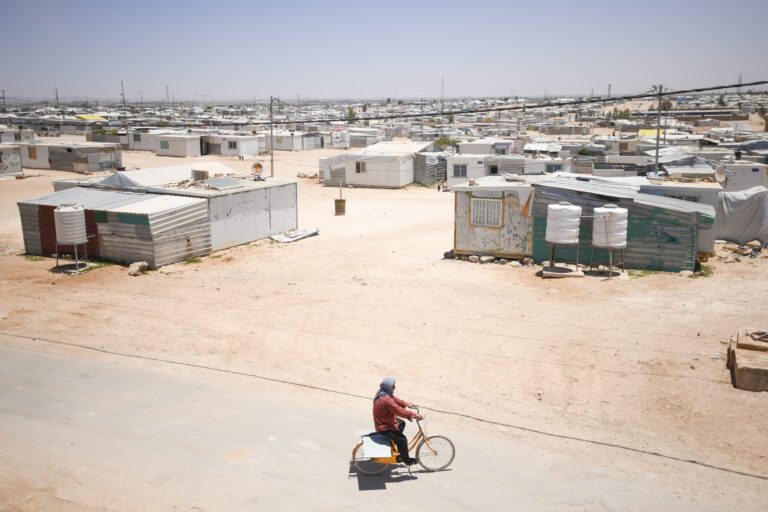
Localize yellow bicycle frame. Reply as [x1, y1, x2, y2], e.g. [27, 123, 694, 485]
[368, 419, 437, 464]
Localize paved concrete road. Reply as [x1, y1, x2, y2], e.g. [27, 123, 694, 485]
[1, 340, 766, 511]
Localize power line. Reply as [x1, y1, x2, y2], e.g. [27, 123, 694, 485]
[243, 80, 768, 126]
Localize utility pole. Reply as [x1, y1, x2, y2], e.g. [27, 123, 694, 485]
[654, 83, 663, 172]
[140, 91, 143, 109]
[120, 80, 128, 140]
[269, 96, 275, 178]
[420, 100, 424, 138]
[165, 85, 170, 109]
[440, 77, 444, 137]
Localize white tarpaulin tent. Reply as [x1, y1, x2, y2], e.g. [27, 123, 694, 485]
[714, 186, 768, 245]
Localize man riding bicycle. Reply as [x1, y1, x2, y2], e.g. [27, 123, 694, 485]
[372, 377, 423, 465]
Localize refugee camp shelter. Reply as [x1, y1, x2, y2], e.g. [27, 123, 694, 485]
[457, 138, 515, 155]
[96, 194, 211, 267]
[0, 127, 34, 144]
[143, 177, 297, 251]
[18, 187, 147, 258]
[17, 187, 211, 267]
[0, 144, 22, 177]
[156, 134, 202, 157]
[128, 128, 174, 151]
[446, 155, 488, 189]
[267, 131, 303, 151]
[319, 154, 349, 187]
[530, 179, 715, 271]
[52, 162, 297, 252]
[638, 181, 721, 254]
[344, 141, 440, 188]
[414, 152, 446, 186]
[19, 142, 122, 173]
[202, 134, 262, 156]
[719, 161, 768, 192]
[452, 175, 538, 259]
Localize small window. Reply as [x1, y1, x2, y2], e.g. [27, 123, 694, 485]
[453, 164, 467, 178]
[355, 161, 366, 173]
[28, 146, 37, 159]
[133, 133, 141, 142]
[160, 140, 170, 149]
[489, 165, 499, 175]
[619, 142, 629, 151]
[471, 198, 502, 227]
[228, 141, 237, 150]
[14, 133, 21, 141]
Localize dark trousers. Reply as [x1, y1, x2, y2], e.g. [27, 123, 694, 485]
[379, 419, 410, 461]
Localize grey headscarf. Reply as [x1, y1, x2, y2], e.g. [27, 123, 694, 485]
[374, 376, 396, 403]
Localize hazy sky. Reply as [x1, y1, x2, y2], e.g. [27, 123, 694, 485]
[2, 0, 767, 101]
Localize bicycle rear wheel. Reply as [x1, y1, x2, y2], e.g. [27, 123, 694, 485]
[352, 441, 390, 475]
[416, 435, 455, 472]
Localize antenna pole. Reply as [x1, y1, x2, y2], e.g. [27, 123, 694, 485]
[269, 96, 275, 178]
[654, 84, 663, 172]
[120, 80, 128, 143]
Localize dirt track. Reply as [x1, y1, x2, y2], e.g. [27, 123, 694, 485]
[1, 140, 767, 507]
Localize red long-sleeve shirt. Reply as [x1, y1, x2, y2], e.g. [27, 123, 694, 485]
[373, 395, 415, 432]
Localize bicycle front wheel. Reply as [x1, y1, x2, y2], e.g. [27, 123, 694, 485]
[416, 435, 455, 472]
[352, 441, 389, 475]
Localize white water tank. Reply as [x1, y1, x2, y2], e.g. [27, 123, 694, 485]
[593, 204, 628, 248]
[545, 202, 582, 244]
[54, 204, 87, 245]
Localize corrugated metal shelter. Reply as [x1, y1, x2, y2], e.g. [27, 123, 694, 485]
[96, 195, 211, 267]
[17, 187, 147, 257]
[145, 178, 297, 251]
[319, 154, 348, 187]
[49, 164, 296, 252]
[414, 152, 446, 186]
[531, 180, 715, 271]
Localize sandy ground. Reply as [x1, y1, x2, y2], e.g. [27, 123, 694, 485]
[1, 138, 767, 506]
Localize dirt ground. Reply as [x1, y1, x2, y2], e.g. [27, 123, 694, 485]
[2, 138, 767, 490]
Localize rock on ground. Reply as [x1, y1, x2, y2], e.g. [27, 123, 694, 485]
[128, 262, 149, 276]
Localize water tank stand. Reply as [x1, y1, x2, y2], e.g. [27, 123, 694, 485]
[55, 240, 89, 273]
[589, 246, 625, 279]
[543, 242, 583, 278]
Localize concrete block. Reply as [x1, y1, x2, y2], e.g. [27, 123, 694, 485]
[733, 349, 768, 392]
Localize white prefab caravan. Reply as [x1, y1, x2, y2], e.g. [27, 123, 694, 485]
[457, 138, 514, 155]
[267, 131, 303, 151]
[446, 155, 488, 189]
[344, 142, 437, 189]
[452, 176, 534, 259]
[0, 144, 23, 177]
[0, 128, 34, 144]
[202, 134, 262, 156]
[128, 129, 173, 151]
[156, 134, 202, 157]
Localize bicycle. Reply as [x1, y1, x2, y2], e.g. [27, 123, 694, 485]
[351, 407, 455, 475]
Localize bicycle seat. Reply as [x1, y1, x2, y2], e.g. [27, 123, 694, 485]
[365, 433, 391, 445]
